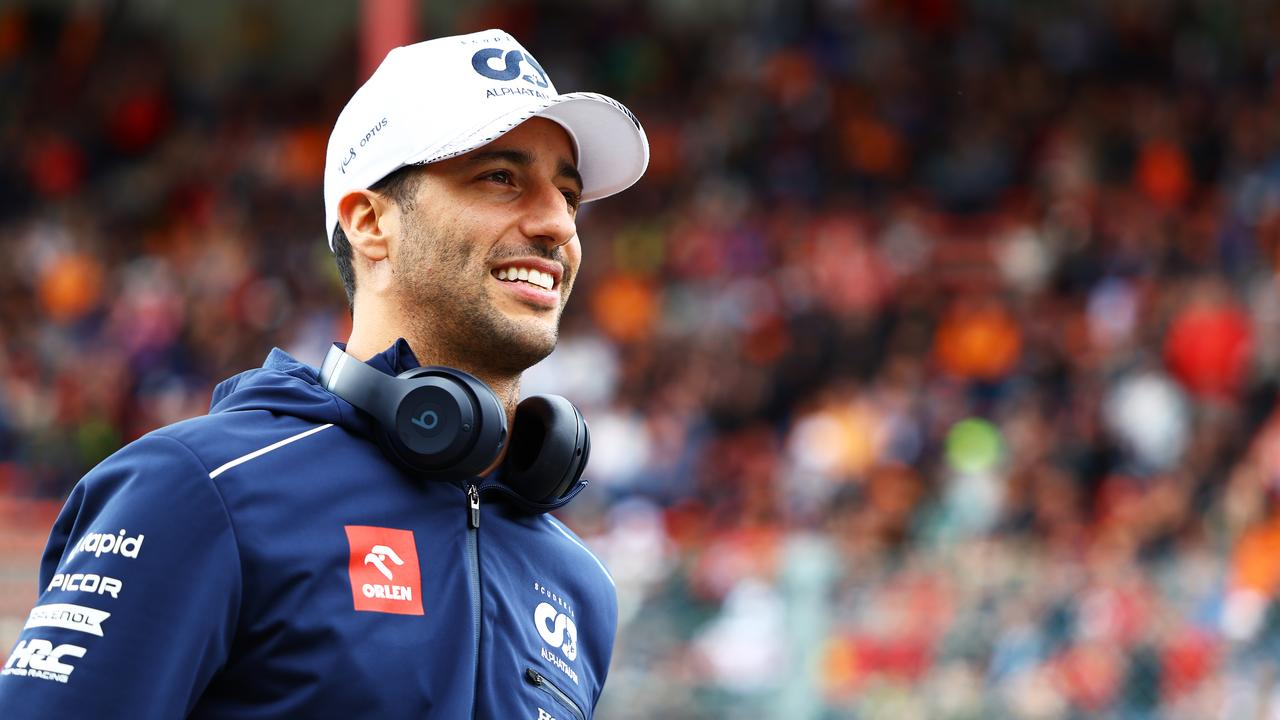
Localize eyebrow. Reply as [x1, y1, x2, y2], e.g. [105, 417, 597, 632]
[466, 149, 583, 192]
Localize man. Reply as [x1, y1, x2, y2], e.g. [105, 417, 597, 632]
[0, 29, 647, 719]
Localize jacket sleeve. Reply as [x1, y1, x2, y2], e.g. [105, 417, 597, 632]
[0, 433, 241, 719]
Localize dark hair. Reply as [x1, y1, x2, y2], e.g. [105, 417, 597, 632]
[332, 165, 422, 309]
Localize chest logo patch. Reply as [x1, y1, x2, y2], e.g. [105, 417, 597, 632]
[344, 526, 424, 615]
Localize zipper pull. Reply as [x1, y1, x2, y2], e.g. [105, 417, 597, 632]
[466, 482, 481, 529]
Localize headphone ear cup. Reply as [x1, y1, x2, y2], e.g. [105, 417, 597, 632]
[504, 395, 589, 504]
[385, 366, 507, 477]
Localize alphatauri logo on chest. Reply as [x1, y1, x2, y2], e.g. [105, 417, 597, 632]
[344, 526, 424, 615]
[532, 581, 580, 686]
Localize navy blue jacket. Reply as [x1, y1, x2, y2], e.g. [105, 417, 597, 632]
[0, 343, 616, 719]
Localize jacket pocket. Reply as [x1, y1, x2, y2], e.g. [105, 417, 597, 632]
[525, 667, 586, 720]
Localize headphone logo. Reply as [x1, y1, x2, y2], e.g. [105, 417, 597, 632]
[411, 409, 439, 432]
[471, 47, 550, 88]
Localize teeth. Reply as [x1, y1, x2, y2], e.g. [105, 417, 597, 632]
[494, 266, 555, 290]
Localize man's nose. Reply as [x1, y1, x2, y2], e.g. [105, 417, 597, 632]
[520, 183, 577, 248]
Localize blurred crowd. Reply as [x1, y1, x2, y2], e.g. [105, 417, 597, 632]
[4, 1, 1280, 717]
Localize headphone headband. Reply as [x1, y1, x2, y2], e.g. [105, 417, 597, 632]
[320, 345, 395, 416]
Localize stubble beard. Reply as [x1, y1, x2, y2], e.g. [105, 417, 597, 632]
[393, 220, 563, 376]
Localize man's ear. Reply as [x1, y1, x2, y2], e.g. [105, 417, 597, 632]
[337, 189, 398, 263]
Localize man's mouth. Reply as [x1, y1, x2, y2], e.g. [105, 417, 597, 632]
[491, 265, 557, 291]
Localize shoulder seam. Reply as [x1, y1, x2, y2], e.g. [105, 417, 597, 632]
[544, 516, 615, 588]
[208, 423, 335, 479]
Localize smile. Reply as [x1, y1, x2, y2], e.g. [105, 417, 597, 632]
[492, 266, 556, 291]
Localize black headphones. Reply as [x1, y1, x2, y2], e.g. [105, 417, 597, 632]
[318, 344, 590, 505]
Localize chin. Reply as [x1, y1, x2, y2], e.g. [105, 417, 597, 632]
[491, 342, 555, 374]
[519, 325, 559, 357]
[487, 323, 558, 370]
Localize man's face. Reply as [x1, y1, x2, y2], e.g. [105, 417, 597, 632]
[390, 117, 583, 374]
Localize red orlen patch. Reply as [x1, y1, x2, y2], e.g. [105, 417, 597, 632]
[344, 526, 424, 616]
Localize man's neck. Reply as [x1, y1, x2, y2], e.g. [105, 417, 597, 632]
[344, 324, 523, 432]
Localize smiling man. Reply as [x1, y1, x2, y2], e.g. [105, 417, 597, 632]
[0, 30, 647, 719]
[340, 117, 585, 402]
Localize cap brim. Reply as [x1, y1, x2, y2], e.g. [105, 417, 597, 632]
[406, 92, 649, 203]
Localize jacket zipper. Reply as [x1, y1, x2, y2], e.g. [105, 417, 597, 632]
[465, 481, 482, 719]
[525, 667, 586, 720]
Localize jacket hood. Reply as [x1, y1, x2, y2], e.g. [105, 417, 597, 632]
[210, 339, 423, 436]
[208, 340, 588, 511]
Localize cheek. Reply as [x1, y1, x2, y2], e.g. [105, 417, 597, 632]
[565, 238, 583, 273]
[560, 246, 582, 296]
[406, 213, 481, 269]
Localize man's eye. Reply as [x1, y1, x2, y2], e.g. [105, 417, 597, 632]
[563, 190, 582, 211]
[484, 170, 513, 184]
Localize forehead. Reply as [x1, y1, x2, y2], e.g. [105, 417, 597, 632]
[458, 117, 577, 166]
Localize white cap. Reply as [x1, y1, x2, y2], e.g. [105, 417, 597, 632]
[323, 29, 650, 249]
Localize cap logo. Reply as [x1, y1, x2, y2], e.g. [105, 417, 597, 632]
[471, 48, 550, 88]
